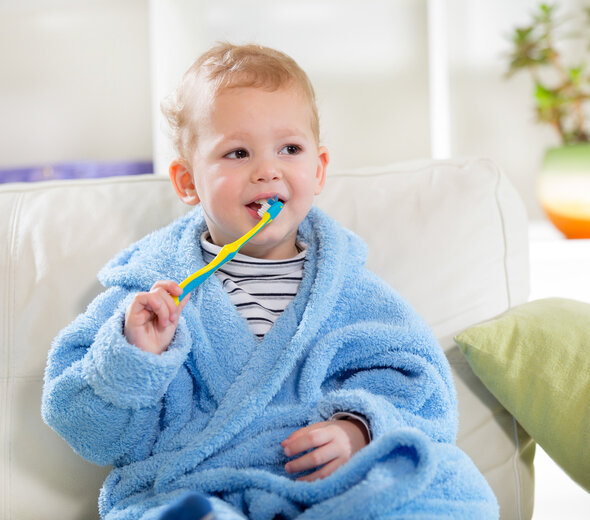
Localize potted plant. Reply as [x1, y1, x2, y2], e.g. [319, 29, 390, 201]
[506, 2, 590, 238]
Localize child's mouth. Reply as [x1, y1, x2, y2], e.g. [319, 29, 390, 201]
[246, 196, 285, 218]
[246, 200, 264, 213]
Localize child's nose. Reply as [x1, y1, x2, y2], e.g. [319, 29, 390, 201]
[251, 157, 282, 183]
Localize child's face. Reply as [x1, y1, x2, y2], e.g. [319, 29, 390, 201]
[174, 86, 328, 259]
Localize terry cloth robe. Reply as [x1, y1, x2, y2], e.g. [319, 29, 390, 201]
[42, 206, 499, 520]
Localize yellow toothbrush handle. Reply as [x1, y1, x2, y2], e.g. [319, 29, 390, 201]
[232, 212, 271, 247]
[173, 212, 273, 305]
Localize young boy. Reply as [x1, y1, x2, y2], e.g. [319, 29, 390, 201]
[42, 43, 498, 519]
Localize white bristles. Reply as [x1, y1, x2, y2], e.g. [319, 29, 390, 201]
[257, 201, 271, 217]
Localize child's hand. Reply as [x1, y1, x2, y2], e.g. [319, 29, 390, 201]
[124, 281, 189, 355]
[281, 419, 370, 482]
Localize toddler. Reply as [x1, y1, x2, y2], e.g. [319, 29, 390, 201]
[42, 43, 498, 519]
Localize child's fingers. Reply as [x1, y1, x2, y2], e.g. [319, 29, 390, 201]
[127, 282, 187, 328]
[152, 280, 187, 314]
[151, 282, 185, 320]
[128, 288, 175, 327]
[282, 421, 327, 446]
[126, 292, 159, 325]
[282, 424, 332, 457]
[134, 288, 173, 328]
[152, 280, 183, 295]
[285, 443, 339, 474]
[176, 292, 191, 314]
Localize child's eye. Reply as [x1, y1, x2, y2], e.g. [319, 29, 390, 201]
[279, 144, 302, 155]
[225, 149, 249, 159]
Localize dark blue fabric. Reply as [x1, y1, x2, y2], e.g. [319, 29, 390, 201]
[159, 491, 212, 520]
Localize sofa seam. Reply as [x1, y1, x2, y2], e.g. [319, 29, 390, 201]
[512, 416, 524, 520]
[1, 191, 22, 520]
[491, 159, 525, 520]
[491, 159, 512, 310]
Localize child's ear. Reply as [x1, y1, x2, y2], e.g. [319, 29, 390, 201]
[169, 159, 200, 205]
[313, 146, 329, 196]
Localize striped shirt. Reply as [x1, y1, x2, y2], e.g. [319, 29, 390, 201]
[200, 232, 306, 339]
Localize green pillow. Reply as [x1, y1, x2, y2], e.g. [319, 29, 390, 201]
[454, 298, 590, 491]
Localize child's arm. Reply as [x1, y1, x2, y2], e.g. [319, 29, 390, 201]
[281, 419, 370, 481]
[42, 284, 192, 466]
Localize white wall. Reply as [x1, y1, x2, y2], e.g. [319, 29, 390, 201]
[0, 0, 151, 168]
[3, 0, 588, 219]
[149, 0, 430, 177]
[446, 0, 585, 219]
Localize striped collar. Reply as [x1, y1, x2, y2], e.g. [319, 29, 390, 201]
[200, 232, 307, 276]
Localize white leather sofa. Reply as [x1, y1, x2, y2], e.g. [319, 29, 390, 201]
[0, 157, 533, 519]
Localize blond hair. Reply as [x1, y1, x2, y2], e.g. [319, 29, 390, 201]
[161, 42, 320, 162]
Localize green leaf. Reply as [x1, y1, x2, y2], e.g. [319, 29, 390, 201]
[513, 26, 535, 44]
[534, 83, 559, 109]
[536, 3, 556, 23]
[569, 66, 583, 85]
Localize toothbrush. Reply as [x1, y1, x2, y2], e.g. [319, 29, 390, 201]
[173, 196, 284, 305]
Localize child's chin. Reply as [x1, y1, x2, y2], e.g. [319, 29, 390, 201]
[245, 238, 297, 259]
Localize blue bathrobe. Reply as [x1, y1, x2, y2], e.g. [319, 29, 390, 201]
[42, 206, 498, 519]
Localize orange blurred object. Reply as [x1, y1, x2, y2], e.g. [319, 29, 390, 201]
[539, 145, 590, 239]
[541, 205, 590, 239]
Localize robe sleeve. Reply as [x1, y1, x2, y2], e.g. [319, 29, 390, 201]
[41, 286, 192, 466]
[307, 281, 458, 446]
[330, 411, 372, 441]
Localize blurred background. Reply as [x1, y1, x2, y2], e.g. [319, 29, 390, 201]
[2, 0, 579, 220]
[1, 0, 589, 517]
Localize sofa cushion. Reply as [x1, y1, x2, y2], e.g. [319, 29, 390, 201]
[0, 177, 188, 519]
[455, 297, 590, 492]
[316, 157, 533, 520]
[0, 157, 532, 519]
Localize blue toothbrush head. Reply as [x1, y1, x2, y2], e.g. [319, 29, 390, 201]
[257, 196, 284, 219]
